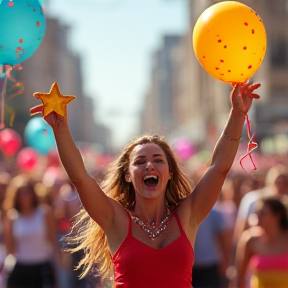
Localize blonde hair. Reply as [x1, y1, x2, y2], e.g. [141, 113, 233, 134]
[67, 135, 192, 280]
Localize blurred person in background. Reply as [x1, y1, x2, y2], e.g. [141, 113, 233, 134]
[42, 167, 101, 288]
[235, 196, 288, 288]
[2, 174, 59, 288]
[192, 206, 230, 288]
[0, 171, 11, 287]
[42, 167, 78, 288]
[216, 179, 237, 244]
[233, 164, 288, 242]
[216, 180, 238, 287]
[228, 171, 264, 211]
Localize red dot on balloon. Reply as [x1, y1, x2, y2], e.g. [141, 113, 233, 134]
[203, 56, 205, 58]
[220, 74, 224, 76]
[8, 2, 14, 6]
[19, 39, 23, 44]
[224, 45, 227, 48]
[241, 73, 244, 76]
[244, 22, 248, 26]
[252, 29, 255, 34]
[220, 60, 224, 63]
[248, 65, 252, 69]
[36, 21, 41, 27]
[215, 67, 219, 70]
[243, 46, 247, 50]
[218, 39, 222, 43]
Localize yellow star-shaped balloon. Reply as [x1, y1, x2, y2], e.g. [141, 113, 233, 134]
[33, 82, 75, 118]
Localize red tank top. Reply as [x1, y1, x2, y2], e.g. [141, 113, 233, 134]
[112, 212, 194, 288]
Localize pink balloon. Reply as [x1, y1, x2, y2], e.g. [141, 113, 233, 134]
[47, 148, 60, 167]
[16, 147, 38, 171]
[174, 139, 196, 160]
[0, 128, 22, 156]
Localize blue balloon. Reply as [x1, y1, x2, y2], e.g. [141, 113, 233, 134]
[24, 116, 55, 155]
[0, 0, 46, 65]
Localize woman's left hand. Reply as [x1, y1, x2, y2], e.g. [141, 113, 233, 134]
[230, 82, 261, 115]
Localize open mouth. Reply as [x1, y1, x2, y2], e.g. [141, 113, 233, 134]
[143, 175, 159, 187]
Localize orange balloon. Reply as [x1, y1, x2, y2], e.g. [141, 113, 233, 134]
[193, 1, 267, 83]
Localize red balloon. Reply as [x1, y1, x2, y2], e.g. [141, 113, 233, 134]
[47, 148, 60, 167]
[0, 128, 22, 156]
[16, 147, 38, 171]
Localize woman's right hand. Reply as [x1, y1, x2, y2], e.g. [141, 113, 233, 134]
[30, 104, 68, 131]
[44, 111, 68, 132]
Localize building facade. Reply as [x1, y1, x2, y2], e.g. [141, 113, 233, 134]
[141, 0, 288, 153]
[7, 16, 111, 151]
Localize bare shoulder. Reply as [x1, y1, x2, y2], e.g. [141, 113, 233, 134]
[174, 201, 198, 244]
[239, 226, 263, 250]
[174, 197, 194, 227]
[107, 197, 130, 232]
[105, 199, 131, 254]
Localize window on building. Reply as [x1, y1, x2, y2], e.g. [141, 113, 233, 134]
[271, 84, 288, 100]
[271, 38, 287, 67]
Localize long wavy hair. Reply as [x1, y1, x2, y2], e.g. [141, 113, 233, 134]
[66, 135, 193, 281]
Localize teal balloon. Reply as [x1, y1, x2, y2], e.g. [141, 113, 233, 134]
[24, 117, 55, 155]
[0, 0, 46, 65]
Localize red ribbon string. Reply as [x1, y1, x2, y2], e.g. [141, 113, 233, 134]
[30, 104, 44, 116]
[5, 64, 24, 99]
[239, 114, 258, 172]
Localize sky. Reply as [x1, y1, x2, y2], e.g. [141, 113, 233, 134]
[47, 0, 189, 148]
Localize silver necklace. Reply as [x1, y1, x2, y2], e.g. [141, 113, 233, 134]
[131, 208, 172, 241]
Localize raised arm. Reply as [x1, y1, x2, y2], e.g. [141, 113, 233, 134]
[44, 112, 118, 231]
[179, 83, 260, 225]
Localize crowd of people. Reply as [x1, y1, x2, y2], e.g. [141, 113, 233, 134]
[0, 157, 287, 288]
[0, 82, 287, 288]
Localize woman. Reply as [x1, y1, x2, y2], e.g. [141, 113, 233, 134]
[3, 175, 59, 288]
[235, 196, 288, 288]
[35, 82, 260, 287]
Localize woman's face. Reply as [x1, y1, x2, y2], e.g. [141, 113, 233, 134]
[256, 203, 279, 230]
[126, 143, 172, 201]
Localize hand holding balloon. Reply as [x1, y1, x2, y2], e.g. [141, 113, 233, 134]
[230, 82, 261, 115]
